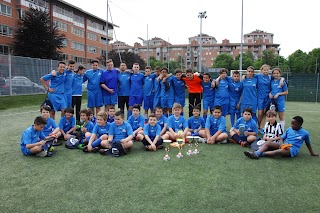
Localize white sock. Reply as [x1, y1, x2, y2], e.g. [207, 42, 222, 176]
[280, 120, 285, 132]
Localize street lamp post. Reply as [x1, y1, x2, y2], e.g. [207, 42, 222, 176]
[138, 36, 150, 66]
[105, 0, 109, 63]
[198, 11, 207, 73]
[239, 0, 243, 71]
[277, 48, 281, 67]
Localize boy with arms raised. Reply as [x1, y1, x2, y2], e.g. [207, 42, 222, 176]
[244, 116, 319, 159]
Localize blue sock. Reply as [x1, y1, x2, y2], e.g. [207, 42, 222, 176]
[230, 113, 235, 127]
[91, 138, 102, 148]
[128, 110, 132, 118]
[255, 151, 261, 156]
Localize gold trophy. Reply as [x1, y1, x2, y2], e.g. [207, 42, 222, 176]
[176, 144, 183, 158]
[163, 147, 171, 161]
[193, 142, 199, 154]
[186, 142, 193, 156]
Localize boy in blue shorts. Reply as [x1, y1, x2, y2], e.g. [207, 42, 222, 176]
[100, 111, 134, 152]
[228, 70, 242, 126]
[83, 60, 103, 115]
[143, 66, 155, 122]
[40, 105, 61, 145]
[118, 62, 131, 115]
[100, 59, 118, 111]
[187, 106, 205, 137]
[128, 63, 144, 117]
[230, 108, 258, 147]
[172, 69, 186, 113]
[78, 109, 94, 145]
[40, 61, 67, 120]
[20, 116, 54, 156]
[59, 107, 76, 140]
[155, 106, 168, 137]
[199, 105, 228, 144]
[127, 104, 145, 141]
[160, 67, 175, 116]
[64, 60, 76, 108]
[244, 116, 319, 159]
[214, 68, 230, 116]
[141, 114, 164, 151]
[201, 73, 215, 122]
[153, 66, 162, 109]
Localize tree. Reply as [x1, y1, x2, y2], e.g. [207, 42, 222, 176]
[101, 50, 146, 69]
[288, 50, 309, 73]
[12, 7, 65, 60]
[232, 51, 254, 70]
[213, 53, 234, 70]
[307, 48, 320, 73]
[262, 50, 277, 67]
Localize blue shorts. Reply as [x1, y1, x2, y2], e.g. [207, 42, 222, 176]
[48, 93, 66, 111]
[289, 145, 299, 157]
[64, 92, 72, 108]
[21, 147, 32, 156]
[129, 96, 143, 106]
[274, 99, 286, 112]
[87, 91, 103, 108]
[103, 93, 117, 106]
[161, 98, 174, 109]
[144, 96, 154, 110]
[175, 97, 185, 107]
[258, 97, 271, 110]
[203, 98, 215, 111]
[153, 97, 161, 109]
[241, 102, 257, 114]
[229, 100, 240, 114]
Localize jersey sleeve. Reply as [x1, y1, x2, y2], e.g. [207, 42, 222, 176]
[282, 80, 288, 91]
[92, 124, 99, 135]
[281, 129, 288, 140]
[167, 117, 173, 129]
[304, 131, 311, 144]
[200, 117, 205, 128]
[126, 123, 133, 136]
[144, 124, 149, 136]
[58, 117, 64, 129]
[40, 131, 46, 140]
[251, 120, 258, 133]
[205, 117, 211, 129]
[71, 117, 76, 127]
[218, 117, 226, 131]
[183, 117, 188, 129]
[156, 124, 161, 135]
[42, 73, 54, 81]
[187, 118, 192, 129]
[21, 129, 32, 145]
[139, 116, 145, 128]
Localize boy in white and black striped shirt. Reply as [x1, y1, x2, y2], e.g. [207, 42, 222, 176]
[263, 110, 283, 144]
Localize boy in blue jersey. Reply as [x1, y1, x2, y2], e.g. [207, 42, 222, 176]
[214, 68, 230, 116]
[187, 106, 205, 137]
[201, 73, 215, 122]
[160, 67, 175, 116]
[100, 59, 118, 112]
[240, 66, 258, 122]
[40, 61, 67, 120]
[199, 105, 228, 144]
[128, 63, 144, 117]
[141, 114, 164, 151]
[153, 66, 162, 109]
[230, 108, 258, 147]
[40, 106, 61, 138]
[172, 69, 186, 113]
[59, 107, 76, 140]
[143, 66, 155, 121]
[118, 62, 131, 115]
[64, 60, 76, 108]
[127, 104, 145, 141]
[155, 106, 168, 137]
[244, 116, 319, 159]
[88, 108, 97, 125]
[100, 111, 134, 151]
[164, 103, 189, 142]
[20, 116, 54, 156]
[83, 60, 103, 115]
[107, 106, 115, 123]
[228, 70, 242, 126]
[78, 109, 94, 145]
[72, 65, 85, 121]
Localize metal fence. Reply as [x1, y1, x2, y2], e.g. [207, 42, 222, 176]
[1, 55, 320, 102]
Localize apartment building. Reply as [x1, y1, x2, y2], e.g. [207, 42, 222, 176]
[110, 30, 280, 69]
[0, 0, 116, 63]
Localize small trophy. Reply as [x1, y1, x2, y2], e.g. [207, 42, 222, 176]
[163, 147, 170, 161]
[193, 142, 199, 154]
[186, 142, 193, 156]
[176, 144, 183, 158]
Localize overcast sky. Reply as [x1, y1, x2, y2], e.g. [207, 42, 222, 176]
[65, 0, 319, 58]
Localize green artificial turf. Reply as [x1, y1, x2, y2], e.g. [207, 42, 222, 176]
[0, 102, 320, 212]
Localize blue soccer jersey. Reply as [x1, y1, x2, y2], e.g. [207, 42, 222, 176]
[109, 121, 133, 141]
[282, 127, 310, 157]
[228, 79, 242, 103]
[157, 115, 168, 129]
[144, 74, 156, 97]
[84, 121, 94, 133]
[255, 74, 271, 99]
[233, 117, 258, 134]
[188, 116, 205, 130]
[64, 69, 74, 94]
[130, 72, 144, 97]
[241, 77, 258, 113]
[215, 77, 230, 104]
[107, 115, 115, 123]
[167, 115, 188, 132]
[83, 69, 103, 94]
[100, 69, 118, 96]
[153, 75, 162, 98]
[201, 81, 215, 101]
[20, 125, 46, 154]
[127, 114, 145, 131]
[43, 118, 58, 137]
[92, 122, 111, 138]
[271, 79, 288, 102]
[172, 76, 186, 101]
[59, 116, 76, 132]
[72, 73, 83, 96]
[42, 71, 66, 94]
[144, 123, 161, 140]
[205, 115, 227, 135]
[160, 76, 175, 98]
[118, 71, 131, 96]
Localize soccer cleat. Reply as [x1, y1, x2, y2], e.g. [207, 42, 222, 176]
[198, 138, 206, 143]
[99, 149, 109, 155]
[82, 146, 89, 153]
[91, 147, 100, 153]
[244, 151, 259, 159]
[230, 139, 238, 144]
[219, 139, 228, 144]
[240, 141, 248, 147]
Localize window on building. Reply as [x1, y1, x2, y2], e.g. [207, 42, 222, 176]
[88, 46, 98, 53]
[0, 45, 10, 55]
[61, 39, 68, 47]
[1, 3, 12, 16]
[73, 14, 84, 24]
[72, 27, 84, 37]
[71, 42, 85, 51]
[72, 56, 85, 63]
[53, 20, 68, 32]
[87, 32, 97, 41]
[0, 24, 13, 37]
[53, 4, 73, 18]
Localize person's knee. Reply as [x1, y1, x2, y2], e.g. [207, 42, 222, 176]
[101, 140, 111, 148]
[100, 134, 108, 140]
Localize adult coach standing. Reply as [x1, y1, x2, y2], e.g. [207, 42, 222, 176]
[83, 60, 103, 115]
[40, 61, 66, 120]
[100, 59, 118, 112]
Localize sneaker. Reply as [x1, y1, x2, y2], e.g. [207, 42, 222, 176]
[219, 139, 228, 144]
[82, 146, 89, 153]
[36, 151, 47, 157]
[157, 145, 164, 149]
[91, 147, 100, 153]
[244, 151, 259, 159]
[198, 138, 206, 143]
[230, 139, 238, 144]
[259, 128, 265, 135]
[99, 149, 109, 155]
[240, 141, 248, 147]
[52, 140, 62, 146]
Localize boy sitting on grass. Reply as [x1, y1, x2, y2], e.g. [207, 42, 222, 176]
[244, 116, 319, 159]
[40, 105, 61, 145]
[59, 107, 76, 140]
[127, 104, 145, 141]
[262, 110, 283, 144]
[20, 116, 54, 156]
[230, 108, 258, 147]
[141, 114, 164, 151]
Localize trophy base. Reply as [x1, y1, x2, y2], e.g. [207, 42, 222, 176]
[187, 150, 193, 156]
[176, 153, 184, 158]
[163, 155, 170, 161]
[193, 149, 199, 154]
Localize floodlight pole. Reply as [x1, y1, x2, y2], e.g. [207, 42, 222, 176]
[198, 11, 207, 73]
[105, 0, 109, 63]
[239, 0, 243, 71]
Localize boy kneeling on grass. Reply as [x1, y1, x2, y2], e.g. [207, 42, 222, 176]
[244, 116, 319, 159]
[20, 116, 55, 157]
